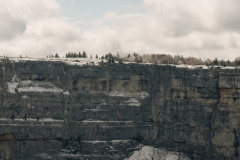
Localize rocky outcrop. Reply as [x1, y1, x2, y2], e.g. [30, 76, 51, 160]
[0, 59, 239, 159]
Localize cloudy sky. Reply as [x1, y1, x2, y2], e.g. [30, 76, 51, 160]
[1, 0, 240, 60]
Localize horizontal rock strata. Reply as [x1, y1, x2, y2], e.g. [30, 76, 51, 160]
[0, 59, 239, 159]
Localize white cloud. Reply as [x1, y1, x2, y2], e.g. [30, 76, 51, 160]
[1, 0, 240, 60]
[0, 0, 82, 57]
[6, 18, 82, 57]
[0, 0, 60, 37]
[73, 0, 240, 60]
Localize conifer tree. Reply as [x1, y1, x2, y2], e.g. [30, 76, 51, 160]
[55, 53, 59, 58]
[82, 51, 87, 58]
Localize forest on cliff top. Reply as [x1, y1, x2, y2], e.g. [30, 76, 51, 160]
[47, 51, 240, 67]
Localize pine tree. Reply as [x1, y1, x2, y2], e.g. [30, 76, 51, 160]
[96, 54, 98, 58]
[55, 53, 59, 58]
[82, 51, 87, 58]
[213, 58, 218, 65]
[79, 52, 82, 58]
[73, 52, 77, 58]
[69, 52, 73, 58]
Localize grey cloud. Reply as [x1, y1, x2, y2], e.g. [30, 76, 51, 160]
[0, 15, 26, 41]
[0, 0, 81, 57]
[216, 0, 240, 31]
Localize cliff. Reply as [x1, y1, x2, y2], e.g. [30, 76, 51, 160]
[0, 58, 239, 159]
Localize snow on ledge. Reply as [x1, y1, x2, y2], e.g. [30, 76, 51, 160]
[125, 146, 190, 160]
[121, 98, 141, 106]
[17, 86, 63, 93]
[63, 90, 70, 95]
[0, 118, 63, 122]
[22, 95, 29, 99]
[108, 91, 149, 100]
[7, 75, 70, 95]
[81, 120, 134, 123]
[82, 140, 131, 143]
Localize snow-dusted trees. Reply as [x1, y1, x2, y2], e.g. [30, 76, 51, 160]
[65, 51, 87, 58]
[142, 54, 176, 64]
[60, 51, 240, 66]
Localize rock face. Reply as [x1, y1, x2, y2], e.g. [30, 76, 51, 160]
[0, 59, 239, 159]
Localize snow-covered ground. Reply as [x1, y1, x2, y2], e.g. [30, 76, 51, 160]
[125, 146, 190, 160]
[0, 57, 104, 66]
[1, 57, 239, 69]
[173, 64, 237, 70]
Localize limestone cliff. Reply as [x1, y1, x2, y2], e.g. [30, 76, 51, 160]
[0, 58, 239, 159]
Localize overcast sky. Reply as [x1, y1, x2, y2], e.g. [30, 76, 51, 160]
[1, 0, 240, 60]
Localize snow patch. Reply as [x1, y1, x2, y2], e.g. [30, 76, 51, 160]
[108, 91, 125, 97]
[81, 120, 133, 123]
[175, 64, 208, 69]
[83, 109, 104, 112]
[82, 140, 107, 144]
[204, 107, 213, 112]
[39, 118, 63, 122]
[221, 66, 236, 69]
[0, 118, 12, 121]
[64, 58, 103, 66]
[2, 57, 104, 66]
[174, 64, 240, 70]
[125, 146, 190, 160]
[108, 91, 149, 100]
[37, 153, 52, 159]
[7, 82, 18, 93]
[7, 76, 69, 94]
[63, 90, 70, 95]
[139, 91, 150, 99]
[0, 118, 63, 122]
[122, 98, 141, 106]
[111, 140, 131, 143]
[22, 95, 29, 99]
[7, 75, 20, 93]
[82, 140, 131, 143]
[17, 86, 63, 93]
[21, 80, 32, 86]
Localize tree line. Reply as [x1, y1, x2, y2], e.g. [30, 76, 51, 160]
[100, 52, 240, 67]
[46, 51, 88, 58]
[65, 51, 87, 58]
[44, 51, 240, 66]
